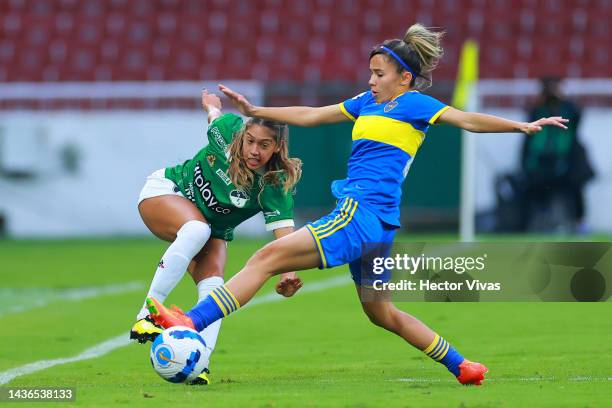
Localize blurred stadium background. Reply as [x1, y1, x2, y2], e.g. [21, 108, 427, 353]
[0, 0, 611, 239]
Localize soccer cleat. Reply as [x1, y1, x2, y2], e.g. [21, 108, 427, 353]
[188, 368, 211, 385]
[456, 360, 488, 385]
[146, 297, 195, 330]
[129, 316, 163, 344]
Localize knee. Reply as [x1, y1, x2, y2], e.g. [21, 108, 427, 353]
[176, 220, 212, 253]
[246, 241, 282, 276]
[362, 303, 396, 331]
[364, 309, 387, 328]
[172, 220, 210, 259]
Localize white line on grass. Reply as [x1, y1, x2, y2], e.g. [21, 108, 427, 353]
[0, 275, 352, 385]
[0, 334, 130, 385]
[393, 376, 611, 383]
[0, 282, 144, 318]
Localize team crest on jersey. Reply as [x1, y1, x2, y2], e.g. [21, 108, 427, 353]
[230, 189, 250, 208]
[384, 100, 398, 112]
[206, 154, 216, 167]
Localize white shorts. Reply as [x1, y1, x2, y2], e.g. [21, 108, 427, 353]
[138, 168, 184, 205]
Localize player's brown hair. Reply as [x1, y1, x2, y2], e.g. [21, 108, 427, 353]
[370, 23, 445, 90]
[227, 119, 302, 196]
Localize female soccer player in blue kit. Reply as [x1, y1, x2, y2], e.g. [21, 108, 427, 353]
[146, 24, 568, 385]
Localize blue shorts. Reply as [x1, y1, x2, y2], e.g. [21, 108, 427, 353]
[306, 196, 397, 286]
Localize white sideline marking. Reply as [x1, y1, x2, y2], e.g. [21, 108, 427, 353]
[0, 334, 130, 385]
[394, 376, 611, 383]
[0, 282, 144, 318]
[0, 275, 351, 385]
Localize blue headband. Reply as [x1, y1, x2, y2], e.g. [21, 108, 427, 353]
[380, 46, 417, 78]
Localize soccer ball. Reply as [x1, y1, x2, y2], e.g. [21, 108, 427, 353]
[150, 326, 209, 383]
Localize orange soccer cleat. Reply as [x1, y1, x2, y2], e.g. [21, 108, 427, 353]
[456, 360, 488, 385]
[146, 297, 195, 330]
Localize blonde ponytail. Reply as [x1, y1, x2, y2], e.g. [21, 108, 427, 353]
[403, 24, 445, 74]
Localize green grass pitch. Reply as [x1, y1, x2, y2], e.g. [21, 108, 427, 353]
[0, 236, 610, 407]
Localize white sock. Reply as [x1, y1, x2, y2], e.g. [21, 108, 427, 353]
[136, 220, 211, 320]
[196, 276, 224, 353]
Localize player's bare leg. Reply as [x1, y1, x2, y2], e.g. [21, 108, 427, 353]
[139, 195, 207, 241]
[224, 227, 319, 305]
[131, 195, 211, 341]
[357, 285, 487, 385]
[148, 227, 319, 328]
[357, 285, 437, 349]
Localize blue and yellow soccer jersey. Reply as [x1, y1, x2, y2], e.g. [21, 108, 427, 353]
[336, 90, 449, 227]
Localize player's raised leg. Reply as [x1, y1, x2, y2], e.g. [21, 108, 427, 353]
[131, 194, 211, 343]
[356, 285, 487, 385]
[147, 227, 320, 330]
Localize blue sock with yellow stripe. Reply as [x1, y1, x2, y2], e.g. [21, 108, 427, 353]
[423, 335, 465, 377]
[186, 285, 240, 332]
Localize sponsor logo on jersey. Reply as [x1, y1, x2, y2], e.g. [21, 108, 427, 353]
[384, 100, 398, 112]
[264, 209, 280, 217]
[210, 126, 228, 151]
[193, 163, 232, 215]
[216, 168, 232, 185]
[229, 189, 249, 208]
[206, 154, 216, 167]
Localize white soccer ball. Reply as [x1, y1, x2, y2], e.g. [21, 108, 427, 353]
[150, 326, 209, 383]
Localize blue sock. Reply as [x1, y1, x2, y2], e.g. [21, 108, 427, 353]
[423, 335, 465, 377]
[186, 285, 240, 331]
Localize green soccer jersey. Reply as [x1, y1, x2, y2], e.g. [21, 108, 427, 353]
[164, 113, 295, 241]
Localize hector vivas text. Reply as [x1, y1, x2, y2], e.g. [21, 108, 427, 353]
[371, 254, 501, 292]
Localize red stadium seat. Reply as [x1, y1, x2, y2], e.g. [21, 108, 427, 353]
[1, 14, 23, 40]
[0, 1, 608, 82]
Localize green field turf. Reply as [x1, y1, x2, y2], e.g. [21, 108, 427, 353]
[0, 237, 610, 407]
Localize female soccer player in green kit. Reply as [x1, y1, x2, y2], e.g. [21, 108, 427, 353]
[146, 24, 568, 385]
[131, 90, 303, 384]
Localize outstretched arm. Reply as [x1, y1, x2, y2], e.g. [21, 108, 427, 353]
[201, 89, 223, 123]
[438, 107, 568, 135]
[219, 84, 349, 127]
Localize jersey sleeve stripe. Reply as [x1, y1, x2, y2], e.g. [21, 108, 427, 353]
[339, 103, 357, 122]
[428, 105, 450, 124]
[265, 219, 295, 231]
